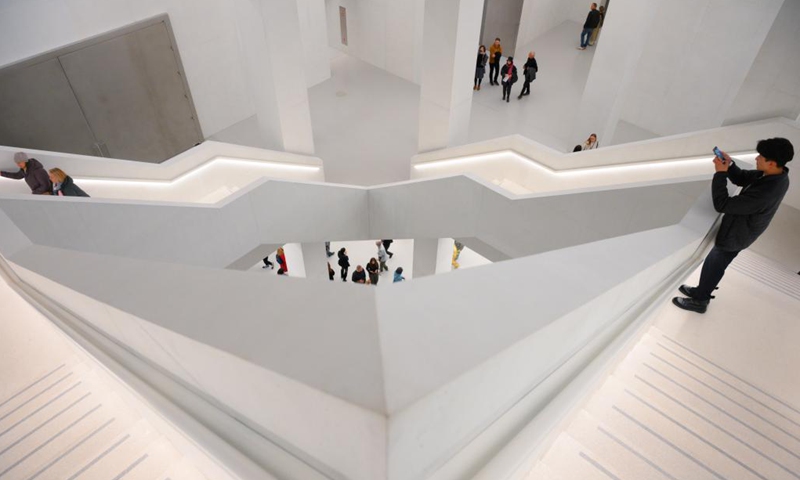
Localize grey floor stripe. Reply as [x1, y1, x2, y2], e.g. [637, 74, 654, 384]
[628, 378, 800, 478]
[624, 388, 770, 480]
[26, 418, 115, 480]
[64, 432, 129, 480]
[0, 365, 66, 410]
[729, 266, 800, 300]
[613, 406, 726, 480]
[0, 382, 83, 440]
[658, 333, 800, 417]
[0, 404, 101, 478]
[0, 372, 73, 422]
[732, 261, 800, 289]
[651, 354, 800, 443]
[579, 451, 621, 480]
[637, 368, 800, 461]
[655, 342, 800, 429]
[597, 426, 680, 480]
[0, 392, 91, 457]
[110, 454, 148, 480]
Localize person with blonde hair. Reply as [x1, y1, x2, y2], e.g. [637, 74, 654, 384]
[48, 168, 89, 197]
[582, 133, 599, 150]
[276, 247, 288, 274]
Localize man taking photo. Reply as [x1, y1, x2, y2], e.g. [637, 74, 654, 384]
[673, 137, 793, 313]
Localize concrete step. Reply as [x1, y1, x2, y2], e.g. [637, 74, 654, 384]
[524, 460, 558, 480]
[107, 436, 183, 480]
[66, 419, 162, 480]
[538, 432, 623, 480]
[158, 456, 212, 480]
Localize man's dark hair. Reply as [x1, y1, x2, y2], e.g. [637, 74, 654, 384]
[757, 137, 794, 167]
[495, 37, 501, 41]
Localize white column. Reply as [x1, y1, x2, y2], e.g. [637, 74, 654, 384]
[413, 238, 439, 278]
[301, 242, 330, 280]
[233, 0, 315, 154]
[572, 0, 658, 146]
[418, 0, 485, 152]
[297, 0, 332, 88]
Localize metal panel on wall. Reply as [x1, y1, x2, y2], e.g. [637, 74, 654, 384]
[59, 22, 203, 162]
[0, 59, 98, 155]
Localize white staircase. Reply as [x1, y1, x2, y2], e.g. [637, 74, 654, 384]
[0, 359, 211, 480]
[526, 326, 800, 480]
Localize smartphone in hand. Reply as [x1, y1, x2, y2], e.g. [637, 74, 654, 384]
[713, 146, 726, 162]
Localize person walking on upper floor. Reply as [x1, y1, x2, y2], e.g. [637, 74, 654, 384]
[582, 133, 599, 150]
[474, 45, 488, 91]
[518, 51, 538, 100]
[500, 57, 518, 103]
[589, 5, 605, 46]
[673, 138, 793, 314]
[488, 38, 503, 86]
[376, 241, 390, 272]
[49, 168, 89, 197]
[276, 247, 288, 274]
[352, 265, 367, 284]
[366, 258, 380, 285]
[262, 255, 274, 269]
[578, 3, 601, 50]
[1, 152, 51, 195]
[337, 247, 350, 282]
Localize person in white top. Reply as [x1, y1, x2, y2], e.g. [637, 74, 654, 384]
[582, 133, 599, 150]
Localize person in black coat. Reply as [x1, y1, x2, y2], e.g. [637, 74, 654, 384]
[337, 248, 350, 282]
[500, 57, 518, 103]
[518, 51, 538, 99]
[579, 3, 601, 50]
[48, 168, 90, 197]
[1, 152, 51, 195]
[673, 138, 793, 313]
[351, 265, 367, 284]
[474, 45, 488, 91]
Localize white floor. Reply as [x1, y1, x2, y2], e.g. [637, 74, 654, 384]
[526, 250, 800, 479]
[0, 273, 230, 480]
[215, 21, 620, 186]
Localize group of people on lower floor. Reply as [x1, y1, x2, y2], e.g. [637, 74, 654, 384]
[335, 240, 404, 285]
[474, 39, 538, 102]
[1, 152, 89, 197]
[262, 240, 406, 284]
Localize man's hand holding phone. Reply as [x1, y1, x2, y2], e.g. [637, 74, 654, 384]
[713, 146, 731, 172]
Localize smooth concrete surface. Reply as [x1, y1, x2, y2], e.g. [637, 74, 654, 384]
[411, 238, 438, 278]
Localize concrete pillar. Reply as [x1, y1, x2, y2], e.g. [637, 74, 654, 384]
[413, 238, 439, 278]
[296, 0, 332, 88]
[418, 0, 485, 152]
[572, 0, 658, 146]
[301, 242, 330, 280]
[233, 0, 315, 154]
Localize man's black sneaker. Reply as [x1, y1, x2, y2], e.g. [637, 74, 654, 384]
[672, 297, 709, 314]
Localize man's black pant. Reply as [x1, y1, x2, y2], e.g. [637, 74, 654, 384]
[520, 78, 531, 96]
[695, 246, 740, 300]
[502, 82, 512, 99]
[489, 62, 499, 84]
[341, 266, 349, 281]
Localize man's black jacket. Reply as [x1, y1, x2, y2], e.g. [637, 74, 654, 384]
[584, 9, 601, 29]
[712, 161, 789, 251]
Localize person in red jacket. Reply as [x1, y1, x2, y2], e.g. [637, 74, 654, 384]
[276, 247, 288, 274]
[1, 152, 52, 195]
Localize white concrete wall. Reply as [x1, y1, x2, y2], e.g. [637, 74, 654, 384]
[481, 0, 524, 57]
[0, 0, 252, 138]
[618, 0, 784, 137]
[723, 0, 800, 126]
[516, 0, 587, 53]
[325, 0, 426, 84]
[297, 0, 332, 88]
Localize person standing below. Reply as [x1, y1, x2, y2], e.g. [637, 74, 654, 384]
[352, 265, 367, 284]
[393, 267, 405, 283]
[366, 258, 380, 285]
[337, 248, 350, 282]
[578, 3, 601, 50]
[582, 133, 599, 150]
[673, 138, 793, 313]
[474, 45, 488, 91]
[48, 168, 89, 197]
[518, 51, 538, 100]
[1, 152, 51, 195]
[500, 57, 518, 103]
[589, 5, 605, 46]
[376, 241, 390, 272]
[488, 38, 503, 86]
[276, 247, 288, 274]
